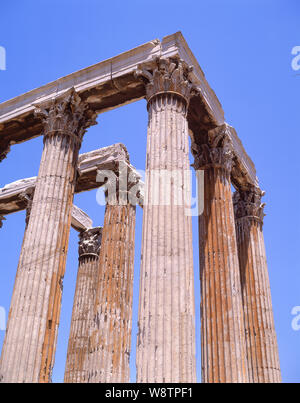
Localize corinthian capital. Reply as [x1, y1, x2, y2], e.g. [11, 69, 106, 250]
[78, 227, 102, 259]
[192, 124, 235, 172]
[34, 88, 97, 146]
[233, 187, 266, 223]
[193, 140, 234, 172]
[135, 57, 195, 104]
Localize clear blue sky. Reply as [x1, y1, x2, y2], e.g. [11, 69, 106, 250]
[0, 0, 299, 383]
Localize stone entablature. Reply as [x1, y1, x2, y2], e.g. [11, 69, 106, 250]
[0, 33, 257, 189]
[34, 89, 98, 147]
[0, 144, 143, 217]
[0, 177, 92, 231]
[0, 33, 223, 136]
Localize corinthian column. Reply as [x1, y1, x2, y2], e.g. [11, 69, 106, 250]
[64, 227, 102, 384]
[135, 58, 196, 383]
[88, 179, 136, 383]
[193, 126, 248, 383]
[233, 188, 281, 383]
[0, 89, 97, 383]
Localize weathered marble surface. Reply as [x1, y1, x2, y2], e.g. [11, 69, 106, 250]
[88, 202, 136, 383]
[0, 90, 97, 383]
[65, 228, 102, 383]
[136, 58, 196, 383]
[194, 127, 249, 383]
[0, 32, 257, 189]
[234, 189, 281, 383]
[0, 143, 141, 215]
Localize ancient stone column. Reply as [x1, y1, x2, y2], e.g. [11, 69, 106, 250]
[135, 58, 196, 383]
[233, 188, 281, 383]
[0, 89, 97, 383]
[88, 181, 136, 383]
[0, 188, 34, 376]
[193, 126, 248, 383]
[64, 227, 102, 383]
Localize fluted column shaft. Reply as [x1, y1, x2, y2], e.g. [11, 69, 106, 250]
[234, 189, 281, 383]
[193, 126, 248, 383]
[136, 58, 196, 383]
[0, 189, 34, 380]
[88, 193, 136, 383]
[64, 228, 102, 383]
[0, 89, 97, 383]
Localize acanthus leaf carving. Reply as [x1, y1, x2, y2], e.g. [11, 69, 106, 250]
[233, 187, 266, 222]
[135, 57, 196, 104]
[192, 124, 235, 172]
[78, 227, 102, 258]
[34, 88, 98, 146]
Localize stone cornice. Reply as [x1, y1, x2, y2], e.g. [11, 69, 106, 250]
[71, 205, 93, 232]
[225, 124, 258, 189]
[78, 143, 129, 174]
[0, 32, 224, 130]
[34, 89, 97, 146]
[101, 162, 144, 207]
[233, 187, 266, 223]
[0, 32, 257, 189]
[193, 142, 234, 172]
[18, 186, 35, 205]
[0, 145, 144, 215]
[78, 227, 102, 259]
[0, 179, 94, 232]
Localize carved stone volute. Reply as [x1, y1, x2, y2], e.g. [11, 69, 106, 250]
[34, 88, 98, 147]
[192, 125, 234, 173]
[78, 227, 102, 259]
[135, 57, 195, 106]
[233, 187, 266, 223]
